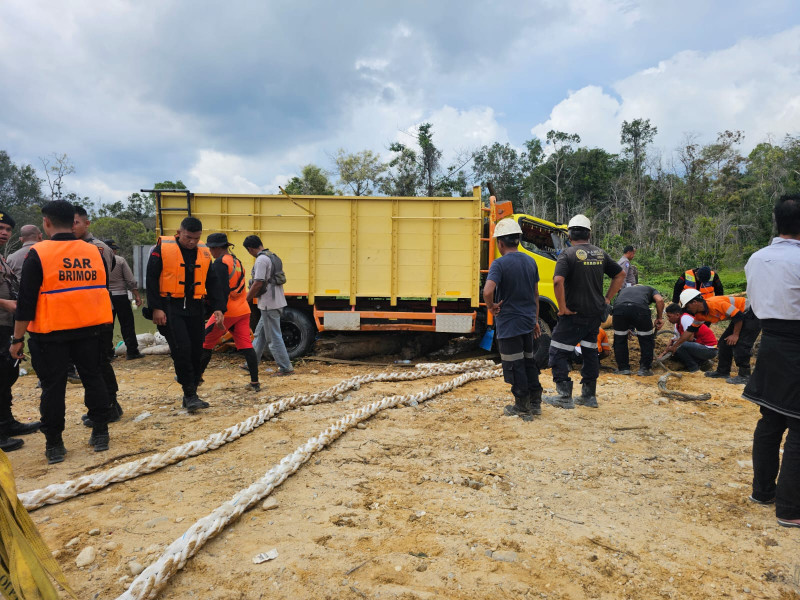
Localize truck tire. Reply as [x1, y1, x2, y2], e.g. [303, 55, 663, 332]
[280, 307, 316, 358]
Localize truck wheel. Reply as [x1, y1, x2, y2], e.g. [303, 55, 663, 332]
[280, 307, 316, 358]
[537, 317, 552, 337]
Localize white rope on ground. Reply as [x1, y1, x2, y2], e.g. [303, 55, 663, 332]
[20, 360, 495, 511]
[116, 364, 502, 600]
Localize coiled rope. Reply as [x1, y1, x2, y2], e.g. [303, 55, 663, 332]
[20, 360, 495, 511]
[116, 364, 502, 600]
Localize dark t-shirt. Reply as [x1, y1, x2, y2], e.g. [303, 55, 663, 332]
[615, 284, 659, 309]
[486, 251, 539, 339]
[554, 243, 622, 317]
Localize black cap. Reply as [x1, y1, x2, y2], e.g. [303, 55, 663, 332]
[0, 209, 16, 229]
[206, 232, 232, 248]
[103, 238, 119, 250]
[696, 266, 712, 283]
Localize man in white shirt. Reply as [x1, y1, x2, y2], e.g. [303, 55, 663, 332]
[243, 235, 294, 376]
[743, 194, 800, 528]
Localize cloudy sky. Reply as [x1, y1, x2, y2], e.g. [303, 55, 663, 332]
[1, 0, 799, 204]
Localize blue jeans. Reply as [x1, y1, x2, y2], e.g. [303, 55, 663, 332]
[252, 308, 293, 372]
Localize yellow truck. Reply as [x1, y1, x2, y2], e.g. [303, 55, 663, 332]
[154, 187, 568, 357]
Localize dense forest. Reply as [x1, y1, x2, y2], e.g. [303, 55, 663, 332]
[2, 118, 798, 276]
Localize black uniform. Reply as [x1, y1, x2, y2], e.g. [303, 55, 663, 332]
[146, 241, 225, 398]
[549, 244, 622, 384]
[15, 233, 111, 447]
[611, 285, 659, 371]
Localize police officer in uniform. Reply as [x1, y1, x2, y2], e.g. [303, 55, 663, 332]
[0, 209, 40, 451]
[73, 206, 123, 426]
[545, 215, 625, 409]
[145, 217, 225, 412]
[10, 201, 113, 464]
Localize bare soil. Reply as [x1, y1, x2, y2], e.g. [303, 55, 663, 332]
[8, 335, 800, 600]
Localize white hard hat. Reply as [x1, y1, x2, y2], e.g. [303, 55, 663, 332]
[679, 289, 703, 308]
[568, 214, 592, 230]
[492, 217, 522, 237]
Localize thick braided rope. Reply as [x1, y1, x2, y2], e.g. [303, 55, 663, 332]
[20, 360, 494, 511]
[116, 365, 502, 600]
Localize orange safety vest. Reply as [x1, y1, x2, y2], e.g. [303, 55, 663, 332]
[221, 253, 251, 318]
[28, 240, 113, 334]
[684, 269, 716, 299]
[158, 236, 212, 299]
[692, 295, 747, 326]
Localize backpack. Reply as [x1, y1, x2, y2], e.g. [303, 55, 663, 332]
[253, 249, 286, 297]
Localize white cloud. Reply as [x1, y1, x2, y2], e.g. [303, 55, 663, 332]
[531, 26, 800, 153]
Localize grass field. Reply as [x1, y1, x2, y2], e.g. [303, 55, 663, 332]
[111, 305, 158, 349]
[640, 268, 747, 297]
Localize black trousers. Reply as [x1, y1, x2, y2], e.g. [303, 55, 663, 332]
[28, 334, 109, 442]
[111, 294, 139, 355]
[549, 314, 602, 384]
[752, 406, 800, 520]
[99, 324, 118, 400]
[611, 303, 655, 370]
[497, 332, 542, 401]
[158, 311, 205, 396]
[0, 325, 19, 420]
[717, 311, 761, 374]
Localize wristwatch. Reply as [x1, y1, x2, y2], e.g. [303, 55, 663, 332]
[9, 336, 24, 345]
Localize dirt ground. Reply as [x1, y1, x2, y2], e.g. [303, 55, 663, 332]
[7, 334, 800, 600]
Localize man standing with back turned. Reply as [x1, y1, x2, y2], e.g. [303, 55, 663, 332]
[545, 215, 625, 409]
[742, 195, 800, 528]
[483, 218, 542, 420]
[146, 217, 226, 412]
[10, 201, 113, 463]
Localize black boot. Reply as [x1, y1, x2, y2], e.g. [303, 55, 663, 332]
[89, 424, 109, 452]
[182, 394, 209, 413]
[0, 434, 23, 452]
[726, 367, 751, 385]
[504, 396, 532, 421]
[576, 380, 599, 408]
[0, 406, 41, 436]
[543, 380, 574, 409]
[83, 397, 121, 428]
[527, 389, 543, 416]
[45, 434, 66, 464]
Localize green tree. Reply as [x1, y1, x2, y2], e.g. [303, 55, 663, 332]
[284, 165, 336, 195]
[540, 130, 581, 223]
[472, 142, 524, 209]
[0, 151, 46, 253]
[381, 145, 421, 196]
[90, 217, 156, 266]
[334, 149, 386, 196]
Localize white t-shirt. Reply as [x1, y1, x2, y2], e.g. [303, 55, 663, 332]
[252, 253, 287, 311]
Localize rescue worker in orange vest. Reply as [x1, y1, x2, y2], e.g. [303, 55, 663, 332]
[675, 290, 762, 385]
[197, 233, 260, 391]
[672, 266, 724, 303]
[145, 217, 225, 412]
[10, 201, 114, 464]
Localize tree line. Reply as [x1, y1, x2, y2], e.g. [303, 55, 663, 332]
[2, 118, 798, 274]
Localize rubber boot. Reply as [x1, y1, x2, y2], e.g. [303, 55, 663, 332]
[543, 380, 574, 409]
[89, 423, 109, 452]
[726, 367, 751, 385]
[576, 380, 599, 408]
[504, 395, 532, 421]
[527, 389, 543, 416]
